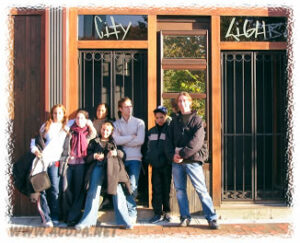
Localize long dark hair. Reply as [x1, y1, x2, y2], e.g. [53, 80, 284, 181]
[94, 103, 109, 120]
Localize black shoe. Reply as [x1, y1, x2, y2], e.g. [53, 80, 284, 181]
[179, 218, 191, 227]
[99, 198, 113, 210]
[149, 214, 162, 224]
[67, 220, 77, 227]
[163, 213, 171, 222]
[208, 220, 219, 230]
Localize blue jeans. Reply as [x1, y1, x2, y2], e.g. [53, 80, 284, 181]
[172, 162, 217, 222]
[39, 163, 60, 223]
[112, 184, 132, 227]
[77, 163, 132, 227]
[123, 160, 141, 218]
[77, 163, 105, 227]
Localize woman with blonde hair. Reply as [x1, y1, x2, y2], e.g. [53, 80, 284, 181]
[30, 104, 69, 227]
[75, 121, 133, 229]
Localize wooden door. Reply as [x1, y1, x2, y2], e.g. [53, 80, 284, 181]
[12, 13, 45, 216]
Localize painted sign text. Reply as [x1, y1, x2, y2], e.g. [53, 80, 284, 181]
[225, 17, 287, 41]
[94, 16, 132, 40]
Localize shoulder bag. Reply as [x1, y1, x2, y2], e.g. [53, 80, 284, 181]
[29, 157, 51, 192]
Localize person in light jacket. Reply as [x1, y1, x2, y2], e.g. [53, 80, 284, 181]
[112, 97, 145, 224]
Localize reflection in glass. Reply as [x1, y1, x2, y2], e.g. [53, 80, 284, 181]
[162, 69, 206, 119]
[163, 36, 206, 58]
[163, 70, 206, 93]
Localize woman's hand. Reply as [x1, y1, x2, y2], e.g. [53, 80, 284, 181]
[94, 153, 104, 161]
[86, 119, 93, 128]
[173, 154, 183, 164]
[34, 150, 42, 158]
[108, 149, 117, 157]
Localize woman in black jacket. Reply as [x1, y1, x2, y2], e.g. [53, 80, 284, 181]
[92, 103, 114, 210]
[75, 122, 133, 229]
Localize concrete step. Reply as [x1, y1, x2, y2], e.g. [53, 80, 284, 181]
[216, 203, 292, 220]
[9, 204, 293, 229]
[9, 204, 293, 228]
[97, 206, 154, 223]
[98, 203, 292, 222]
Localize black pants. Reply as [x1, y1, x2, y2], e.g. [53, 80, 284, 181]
[151, 165, 172, 215]
[61, 164, 85, 224]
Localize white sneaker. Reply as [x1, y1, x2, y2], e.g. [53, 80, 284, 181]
[42, 221, 53, 227]
[127, 225, 134, 230]
[129, 216, 137, 225]
[74, 224, 90, 230]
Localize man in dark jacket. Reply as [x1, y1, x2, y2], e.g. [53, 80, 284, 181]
[165, 92, 219, 230]
[146, 106, 172, 223]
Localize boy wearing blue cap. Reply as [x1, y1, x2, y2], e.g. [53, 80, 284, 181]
[146, 106, 172, 223]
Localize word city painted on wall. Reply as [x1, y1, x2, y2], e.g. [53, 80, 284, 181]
[225, 17, 287, 41]
[94, 16, 132, 40]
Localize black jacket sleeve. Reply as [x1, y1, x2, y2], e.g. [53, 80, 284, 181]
[59, 133, 71, 176]
[60, 134, 71, 163]
[85, 139, 97, 164]
[164, 120, 175, 162]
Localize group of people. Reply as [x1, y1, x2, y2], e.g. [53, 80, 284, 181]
[28, 92, 219, 230]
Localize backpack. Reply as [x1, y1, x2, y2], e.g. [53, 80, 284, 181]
[12, 152, 35, 196]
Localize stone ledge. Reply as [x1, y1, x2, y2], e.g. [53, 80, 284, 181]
[216, 204, 292, 220]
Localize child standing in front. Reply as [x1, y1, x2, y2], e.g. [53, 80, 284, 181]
[146, 106, 172, 223]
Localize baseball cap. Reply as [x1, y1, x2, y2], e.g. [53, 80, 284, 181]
[153, 105, 168, 115]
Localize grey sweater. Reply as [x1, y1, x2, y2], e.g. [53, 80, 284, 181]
[112, 116, 145, 161]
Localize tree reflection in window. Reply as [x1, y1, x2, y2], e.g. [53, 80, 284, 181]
[163, 36, 206, 59]
[163, 69, 206, 119]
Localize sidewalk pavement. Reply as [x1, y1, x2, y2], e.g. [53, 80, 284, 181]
[7, 215, 293, 240]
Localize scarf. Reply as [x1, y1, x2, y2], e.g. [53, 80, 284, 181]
[70, 123, 89, 158]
